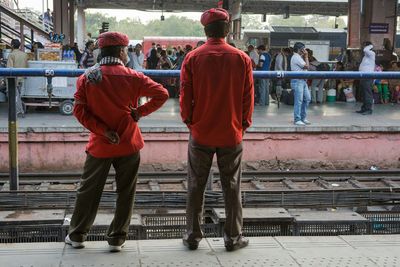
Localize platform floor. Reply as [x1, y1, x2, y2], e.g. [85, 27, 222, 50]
[0, 235, 399, 267]
[1, 99, 400, 132]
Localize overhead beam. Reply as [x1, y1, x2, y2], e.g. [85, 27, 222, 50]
[80, 0, 350, 16]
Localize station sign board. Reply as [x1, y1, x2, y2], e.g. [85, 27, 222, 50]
[369, 23, 389, 34]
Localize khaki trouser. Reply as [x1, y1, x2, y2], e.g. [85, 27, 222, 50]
[16, 81, 24, 116]
[6, 79, 25, 115]
[185, 136, 243, 242]
[68, 152, 140, 246]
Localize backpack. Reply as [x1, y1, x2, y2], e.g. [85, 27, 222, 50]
[281, 89, 294, 105]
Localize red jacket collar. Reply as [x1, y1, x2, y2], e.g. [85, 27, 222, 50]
[206, 38, 226, 45]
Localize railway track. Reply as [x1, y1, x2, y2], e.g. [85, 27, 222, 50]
[0, 170, 399, 210]
[1, 170, 400, 192]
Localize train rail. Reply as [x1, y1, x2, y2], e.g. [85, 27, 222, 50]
[1, 170, 399, 192]
[0, 170, 399, 210]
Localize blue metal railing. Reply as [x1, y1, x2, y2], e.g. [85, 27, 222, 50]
[2, 68, 400, 191]
[2, 69, 400, 79]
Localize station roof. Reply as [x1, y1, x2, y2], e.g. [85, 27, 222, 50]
[272, 26, 318, 33]
[80, 0, 350, 16]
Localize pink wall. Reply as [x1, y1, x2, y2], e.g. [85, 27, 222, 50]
[0, 132, 399, 172]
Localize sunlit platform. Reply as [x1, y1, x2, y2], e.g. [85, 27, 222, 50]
[0, 235, 399, 267]
[1, 99, 400, 172]
[1, 99, 400, 133]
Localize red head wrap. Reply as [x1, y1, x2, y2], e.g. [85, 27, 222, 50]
[98, 31, 129, 48]
[200, 8, 229, 26]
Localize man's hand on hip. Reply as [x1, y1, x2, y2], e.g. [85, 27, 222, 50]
[104, 130, 120, 144]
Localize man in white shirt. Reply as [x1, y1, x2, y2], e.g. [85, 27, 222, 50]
[131, 43, 144, 71]
[357, 42, 375, 115]
[247, 45, 259, 70]
[275, 48, 289, 71]
[274, 48, 290, 95]
[290, 42, 311, 126]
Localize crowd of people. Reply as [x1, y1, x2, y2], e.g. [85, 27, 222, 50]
[57, 39, 201, 97]
[240, 41, 400, 123]
[244, 43, 400, 106]
[126, 41, 204, 97]
[3, 8, 400, 123]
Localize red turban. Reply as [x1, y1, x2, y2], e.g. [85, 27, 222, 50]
[98, 31, 129, 48]
[200, 8, 229, 26]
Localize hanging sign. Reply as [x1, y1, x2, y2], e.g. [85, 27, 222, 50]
[369, 23, 389, 34]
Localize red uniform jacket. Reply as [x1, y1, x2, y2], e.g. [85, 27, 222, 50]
[180, 38, 254, 147]
[74, 65, 169, 158]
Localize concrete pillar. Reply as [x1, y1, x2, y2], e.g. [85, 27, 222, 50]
[347, 0, 361, 48]
[228, 1, 242, 42]
[53, 0, 61, 35]
[232, 19, 241, 41]
[68, 0, 75, 46]
[53, 0, 70, 44]
[19, 22, 24, 50]
[363, 0, 397, 50]
[76, 6, 86, 51]
[348, 0, 397, 50]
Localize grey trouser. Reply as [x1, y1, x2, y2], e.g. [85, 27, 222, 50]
[360, 79, 373, 111]
[311, 79, 324, 103]
[68, 152, 140, 246]
[185, 136, 243, 241]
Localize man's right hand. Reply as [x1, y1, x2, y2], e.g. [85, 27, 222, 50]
[104, 130, 120, 144]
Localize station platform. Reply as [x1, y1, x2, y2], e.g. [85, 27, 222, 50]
[0, 235, 399, 267]
[1, 99, 400, 133]
[1, 99, 400, 172]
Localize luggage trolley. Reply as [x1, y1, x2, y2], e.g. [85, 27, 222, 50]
[23, 60, 78, 115]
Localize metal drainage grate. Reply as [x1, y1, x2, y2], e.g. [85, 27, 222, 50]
[141, 213, 219, 239]
[62, 225, 141, 241]
[294, 223, 368, 236]
[291, 211, 369, 236]
[0, 225, 63, 243]
[361, 212, 400, 234]
[242, 223, 293, 237]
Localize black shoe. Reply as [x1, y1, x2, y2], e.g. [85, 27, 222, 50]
[361, 110, 372, 115]
[183, 238, 200, 250]
[224, 235, 249, 252]
[356, 109, 365, 113]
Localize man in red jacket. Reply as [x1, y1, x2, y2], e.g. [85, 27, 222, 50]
[65, 31, 169, 252]
[180, 8, 254, 251]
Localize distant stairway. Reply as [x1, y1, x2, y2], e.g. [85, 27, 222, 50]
[14, 8, 53, 33]
[0, 4, 51, 49]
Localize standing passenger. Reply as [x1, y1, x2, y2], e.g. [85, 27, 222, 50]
[79, 40, 95, 68]
[131, 43, 144, 71]
[7, 39, 28, 117]
[308, 49, 324, 104]
[290, 42, 311, 125]
[256, 45, 271, 106]
[146, 49, 159, 70]
[247, 45, 259, 70]
[65, 31, 169, 252]
[180, 8, 254, 252]
[274, 48, 289, 96]
[356, 41, 375, 115]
